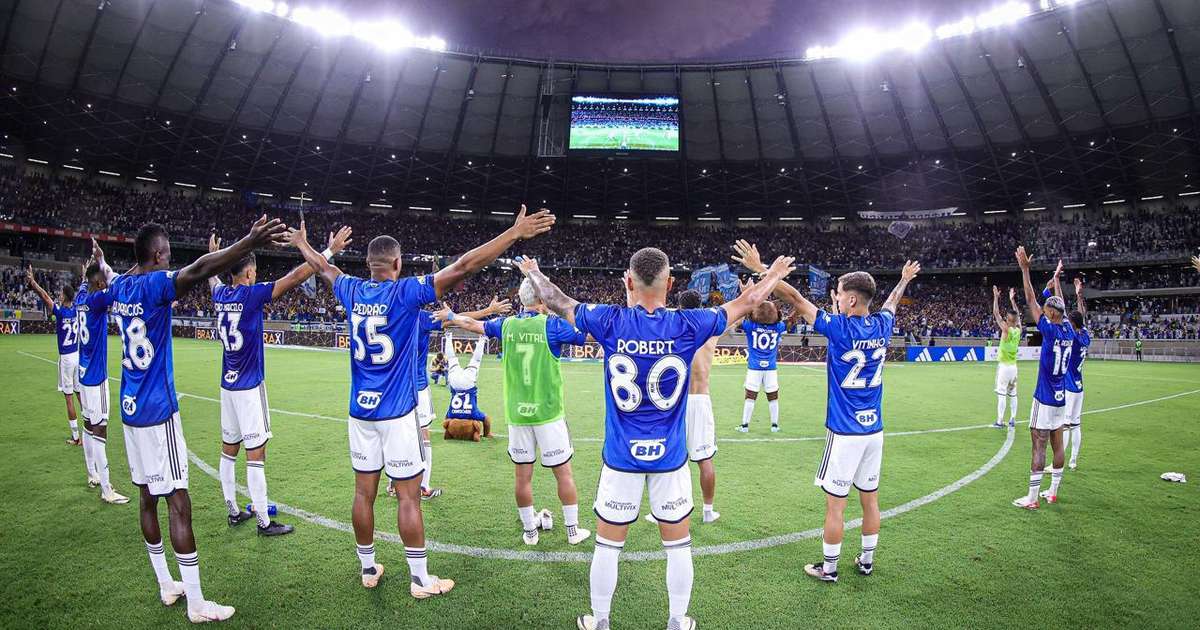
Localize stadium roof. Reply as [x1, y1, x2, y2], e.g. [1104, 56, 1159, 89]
[0, 0, 1197, 220]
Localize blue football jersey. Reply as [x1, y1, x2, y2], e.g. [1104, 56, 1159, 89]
[51, 304, 79, 355]
[1065, 326, 1091, 394]
[813, 309, 894, 435]
[446, 386, 486, 421]
[1035, 315, 1075, 406]
[109, 271, 179, 427]
[483, 311, 587, 358]
[574, 303, 727, 473]
[74, 282, 115, 387]
[211, 282, 275, 391]
[742, 319, 786, 370]
[334, 274, 437, 421]
[414, 313, 443, 390]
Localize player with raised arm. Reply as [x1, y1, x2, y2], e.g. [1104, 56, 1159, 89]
[438, 276, 591, 547]
[25, 266, 84, 448]
[738, 301, 787, 433]
[287, 205, 553, 596]
[521, 247, 794, 630]
[74, 238, 129, 503]
[1012, 249, 1074, 510]
[991, 286, 1023, 429]
[109, 216, 289, 623]
[1059, 277, 1091, 472]
[208, 227, 352, 536]
[410, 296, 511, 501]
[733, 239, 918, 583]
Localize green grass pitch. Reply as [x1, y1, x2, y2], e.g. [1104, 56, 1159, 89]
[569, 126, 679, 151]
[2, 334, 1199, 628]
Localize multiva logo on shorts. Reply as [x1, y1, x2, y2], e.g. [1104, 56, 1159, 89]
[630, 438, 667, 462]
[356, 390, 382, 409]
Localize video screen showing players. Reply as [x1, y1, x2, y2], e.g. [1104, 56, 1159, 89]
[568, 94, 680, 152]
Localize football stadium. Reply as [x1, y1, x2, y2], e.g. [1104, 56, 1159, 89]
[1, 0, 1199, 628]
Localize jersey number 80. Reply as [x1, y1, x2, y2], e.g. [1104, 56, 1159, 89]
[607, 353, 688, 412]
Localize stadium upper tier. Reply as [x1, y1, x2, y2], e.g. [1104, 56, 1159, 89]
[0, 0, 1197, 219]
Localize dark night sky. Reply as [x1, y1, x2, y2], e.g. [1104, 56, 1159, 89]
[328, 0, 999, 62]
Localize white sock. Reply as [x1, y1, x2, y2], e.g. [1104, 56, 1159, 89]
[218, 453, 239, 517]
[664, 536, 693, 623]
[590, 536, 623, 623]
[176, 551, 204, 609]
[822, 540, 841, 574]
[1049, 467, 1063, 494]
[94, 433, 112, 491]
[356, 543, 376, 571]
[1009, 395, 1018, 421]
[1063, 427, 1074, 452]
[1027, 472, 1043, 502]
[421, 441, 433, 491]
[518, 505, 538, 532]
[768, 399, 779, 426]
[246, 461, 269, 528]
[145, 539, 175, 584]
[81, 428, 95, 476]
[406, 546, 430, 587]
[861, 533, 878, 565]
[703, 503, 714, 516]
[996, 395, 1007, 423]
[1069, 426, 1081, 463]
[69, 419, 79, 441]
[741, 399, 754, 427]
[563, 504, 579, 538]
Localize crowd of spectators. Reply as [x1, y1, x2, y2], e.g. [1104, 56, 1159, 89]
[3, 168, 1198, 339]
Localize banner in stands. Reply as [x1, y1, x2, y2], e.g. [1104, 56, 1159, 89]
[0, 320, 19, 335]
[857, 207, 958, 220]
[907, 346, 986, 362]
[808, 266, 830, 298]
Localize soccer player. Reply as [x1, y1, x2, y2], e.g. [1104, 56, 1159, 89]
[110, 216, 289, 622]
[430, 351, 448, 386]
[440, 330, 493, 438]
[75, 238, 129, 504]
[287, 205, 553, 595]
[438, 277, 591, 547]
[209, 227, 352, 536]
[673, 289, 728, 524]
[991, 286, 1022, 429]
[412, 297, 510, 501]
[1012, 249, 1074, 510]
[733, 239, 918, 583]
[25, 266, 84, 447]
[1134, 337, 1143, 361]
[520, 247, 794, 630]
[1060, 277, 1090, 471]
[738, 301, 787, 433]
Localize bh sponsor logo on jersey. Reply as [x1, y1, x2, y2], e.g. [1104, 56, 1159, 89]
[223, 370, 239, 384]
[356, 390, 382, 410]
[517, 402, 540, 417]
[630, 438, 667, 462]
[122, 395, 137, 416]
[855, 409, 879, 426]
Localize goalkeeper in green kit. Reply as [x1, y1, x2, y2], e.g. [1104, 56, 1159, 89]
[437, 265, 592, 547]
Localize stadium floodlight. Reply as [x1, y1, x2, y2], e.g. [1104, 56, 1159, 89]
[737, 217, 762, 221]
[98, 169, 121, 176]
[173, 181, 196, 188]
[697, 217, 721, 221]
[368, 203, 392, 209]
[1140, 195, 1164, 201]
[1178, 191, 1200, 197]
[409, 206, 432, 211]
[27, 158, 48, 164]
[573, 214, 597, 219]
[655, 216, 680, 221]
[234, 0, 274, 12]
[1102, 199, 1126, 205]
[449, 208, 473, 213]
[830, 216, 846, 221]
[62, 164, 84, 171]
[355, 20, 415, 52]
[975, 2, 1031, 30]
[0, 152, 13, 158]
[1024, 206, 1046, 212]
[329, 199, 352, 205]
[292, 7, 352, 37]
[983, 209, 1006, 214]
[779, 217, 804, 221]
[1062, 203, 1086, 208]
[491, 211, 514, 216]
[211, 186, 235, 193]
[936, 17, 975, 40]
[950, 211, 968, 216]
[273, 2, 290, 17]
[253, 192, 274, 198]
[135, 176, 158, 182]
